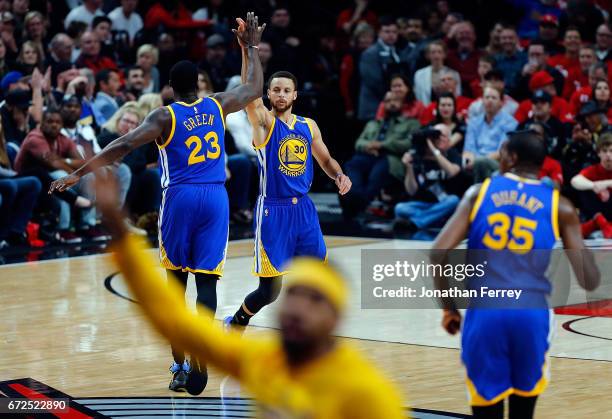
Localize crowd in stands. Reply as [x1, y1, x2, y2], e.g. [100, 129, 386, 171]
[0, 0, 611, 250]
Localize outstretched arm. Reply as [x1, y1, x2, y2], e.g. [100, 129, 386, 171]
[238, 38, 274, 147]
[212, 12, 266, 116]
[49, 107, 170, 193]
[558, 195, 600, 291]
[309, 118, 351, 195]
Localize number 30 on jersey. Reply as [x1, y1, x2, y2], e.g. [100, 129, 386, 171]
[185, 132, 221, 165]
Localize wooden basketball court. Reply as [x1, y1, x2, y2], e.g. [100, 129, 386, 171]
[1, 236, 611, 418]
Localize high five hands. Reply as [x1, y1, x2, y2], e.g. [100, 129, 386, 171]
[233, 12, 266, 48]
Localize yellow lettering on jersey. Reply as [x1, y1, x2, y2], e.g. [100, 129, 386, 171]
[183, 114, 213, 131]
[491, 190, 544, 214]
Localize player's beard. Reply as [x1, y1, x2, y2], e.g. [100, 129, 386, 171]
[272, 99, 293, 113]
[282, 337, 317, 365]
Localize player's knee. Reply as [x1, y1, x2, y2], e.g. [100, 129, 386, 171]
[259, 276, 282, 304]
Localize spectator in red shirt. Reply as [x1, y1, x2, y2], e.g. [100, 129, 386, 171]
[420, 68, 472, 125]
[446, 21, 482, 97]
[562, 45, 597, 100]
[75, 30, 118, 75]
[375, 73, 425, 121]
[514, 70, 571, 124]
[571, 132, 612, 237]
[144, 0, 210, 31]
[15, 108, 93, 242]
[568, 63, 609, 116]
[547, 27, 581, 77]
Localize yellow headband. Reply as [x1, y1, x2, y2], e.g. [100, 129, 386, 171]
[284, 257, 348, 312]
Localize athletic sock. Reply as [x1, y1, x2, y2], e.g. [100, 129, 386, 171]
[232, 304, 253, 326]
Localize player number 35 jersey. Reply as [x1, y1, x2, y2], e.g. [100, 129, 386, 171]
[157, 97, 226, 188]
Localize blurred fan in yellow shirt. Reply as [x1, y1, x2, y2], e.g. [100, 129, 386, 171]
[96, 173, 407, 419]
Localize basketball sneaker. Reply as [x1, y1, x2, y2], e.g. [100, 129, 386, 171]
[168, 360, 190, 392]
[186, 358, 208, 395]
[224, 315, 246, 335]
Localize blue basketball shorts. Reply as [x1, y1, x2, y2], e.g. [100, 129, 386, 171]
[158, 183, 229, 275]
[461, 308, 554, 406]
[253, 195, 326, 277]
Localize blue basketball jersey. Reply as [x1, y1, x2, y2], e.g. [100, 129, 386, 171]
[255, 114, 314, 198]
[157, 97, 226, 188]
[467, 173, 560, 295]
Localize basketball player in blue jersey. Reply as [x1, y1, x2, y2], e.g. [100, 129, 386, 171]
[431, 131, 600, 419]
[49, 12, 266, 395]
[225, 19, 352, 330]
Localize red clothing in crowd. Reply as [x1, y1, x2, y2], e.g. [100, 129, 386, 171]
[339, 53, 357, 114]
[562, 67, 589, 100]
[539, 156, 563, 185]
[514, 96, 572, 124]
[547, 54, 580, 77]
[375, 100, 426, 120]
[569, 86, 592, 116]
[144, 2, 210, 30]
[75, 55, 118, 75]
[580, 163, 612, 182]
[580, 163, 612, 202]
[15, 129, 77, 173]
[569, 86, 612, 119]
[446, 49, 483, 96]
[469, 78, 485, 100]
[419, 96, 473, 126]
[336, 8, 378, 32]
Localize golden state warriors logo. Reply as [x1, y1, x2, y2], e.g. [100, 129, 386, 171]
[278, 135, 308, 177]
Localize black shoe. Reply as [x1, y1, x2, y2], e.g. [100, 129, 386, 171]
[186, 358, 208, 395]
[168, 360, 190, 392]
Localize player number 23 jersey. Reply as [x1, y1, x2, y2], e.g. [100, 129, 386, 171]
[157, 97, 226, 188]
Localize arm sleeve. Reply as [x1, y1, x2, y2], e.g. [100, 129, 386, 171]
[110, 235, 250, 379]
[354, 121, 375, 152]
[579, 165, 598, 180]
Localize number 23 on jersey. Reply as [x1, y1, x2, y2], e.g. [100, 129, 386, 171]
[185, 132, 221, 166]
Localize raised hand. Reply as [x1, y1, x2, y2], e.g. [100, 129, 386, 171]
[232, 12, 265, 48]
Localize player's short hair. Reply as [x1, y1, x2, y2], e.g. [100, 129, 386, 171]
[506, 130, 547, 167]
[169, 60, 198, 94]
[267, 71, 298, 90]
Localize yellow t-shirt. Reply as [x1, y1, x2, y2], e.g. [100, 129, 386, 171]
[112, 235, 407, 419]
